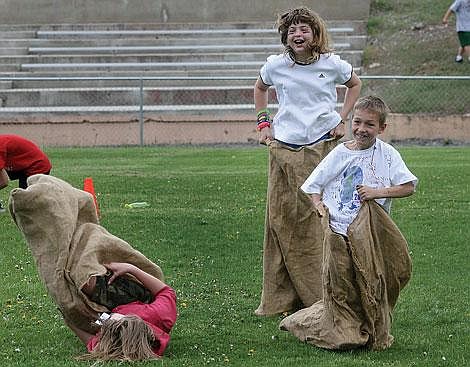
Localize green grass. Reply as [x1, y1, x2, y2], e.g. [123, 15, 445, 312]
[364, 0, 470, 114]
[361, 78, 470, 114]
[0, 146, 469, 366]
[366, 0, 470, 76]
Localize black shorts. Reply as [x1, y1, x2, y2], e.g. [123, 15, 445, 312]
[7, 170, 51, 189]
[458, 31, 470, 47]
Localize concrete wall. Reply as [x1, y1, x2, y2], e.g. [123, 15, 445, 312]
[1, 114, 468, 147]
[0, 0, 370, 24]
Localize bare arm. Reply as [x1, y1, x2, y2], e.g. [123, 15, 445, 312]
[0, 168, 9, 189]
[254, 77, 273, 144]
[105, 262, 167, 296]
[356, 181, 415, 201]
[330, 72, 362, 139]
[442, 8, 453, 24]
[340, 72, 362, 121]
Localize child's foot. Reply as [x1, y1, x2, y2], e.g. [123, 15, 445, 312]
[455, 55, 463, 63]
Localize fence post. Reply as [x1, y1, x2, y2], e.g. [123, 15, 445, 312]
[139, 77, 144, 146]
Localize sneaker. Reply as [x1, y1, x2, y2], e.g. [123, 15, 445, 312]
[455, 55, 463, 63]
[0, 202, 5, 213]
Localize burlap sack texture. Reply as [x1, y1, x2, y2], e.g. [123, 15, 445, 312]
[8, 174, 163, 334]
[279, 201, 412, 350]
[256, 139, 338, 316]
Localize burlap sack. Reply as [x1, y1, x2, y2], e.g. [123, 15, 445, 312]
[8, 174, 163, 334]
[255, 139, 338, 315]
[279, 201, 412, 350]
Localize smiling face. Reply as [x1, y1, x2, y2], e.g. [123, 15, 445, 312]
[351, 109, 386, 149]
[286, 22, 314, 61]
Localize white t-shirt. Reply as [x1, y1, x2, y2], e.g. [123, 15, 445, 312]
[259, 53, 353, 145]
[301, 138, 418, 235]
[450, 0, 470, 32]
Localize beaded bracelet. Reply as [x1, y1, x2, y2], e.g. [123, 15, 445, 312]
[257, 108, 272, 125]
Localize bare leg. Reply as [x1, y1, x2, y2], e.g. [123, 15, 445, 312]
[456, 46, 463, 62]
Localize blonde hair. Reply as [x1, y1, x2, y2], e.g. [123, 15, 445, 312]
[277, 6, 332, 63]
[354, 95, 390, 126]
[79, 315, 159, 361]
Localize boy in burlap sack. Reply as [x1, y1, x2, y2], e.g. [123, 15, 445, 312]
[253, 6, 361, 316]
[8, 174, 177, 360]
[279, 96, 418, 350]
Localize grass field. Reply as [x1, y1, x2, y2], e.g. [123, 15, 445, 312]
[366, 0, 470, 76]
[0, 145, 469, 367]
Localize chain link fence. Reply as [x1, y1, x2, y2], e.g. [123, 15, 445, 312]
[0, 75, 469, 146]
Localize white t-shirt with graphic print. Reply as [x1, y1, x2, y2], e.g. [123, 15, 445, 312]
[301, 138, 418, 235]
[259, 53, 353, 145]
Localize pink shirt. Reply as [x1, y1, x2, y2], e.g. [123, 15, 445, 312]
[87, 286, 177, 356]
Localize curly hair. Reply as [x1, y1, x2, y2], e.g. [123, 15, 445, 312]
[354, 95, 390, 126]
[277, 6, 332, 63]
[79, 315, 159, 361]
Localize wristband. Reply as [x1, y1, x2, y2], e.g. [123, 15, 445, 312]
[257, 108, 272, 125]
[256, 121, 271, 131]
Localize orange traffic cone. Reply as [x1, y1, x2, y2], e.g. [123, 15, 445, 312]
[83, 177, 100, 217]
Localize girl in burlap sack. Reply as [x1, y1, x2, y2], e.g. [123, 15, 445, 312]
[253, 6, 361, 315]
[8, 174, 177, 361]
[70, 262, 177, 361]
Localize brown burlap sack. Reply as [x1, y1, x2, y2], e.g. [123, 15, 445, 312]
[8, 174, 163, 334]
[279, 201, 412, 350]
[255, 139, 338, 316]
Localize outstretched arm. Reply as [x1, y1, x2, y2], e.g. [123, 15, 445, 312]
[105, 262, 167, 296]
[356, 181, 415, 201]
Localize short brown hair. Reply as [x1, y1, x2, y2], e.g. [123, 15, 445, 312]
[277, 7, 332, 63]
[354, 95, 389, 126]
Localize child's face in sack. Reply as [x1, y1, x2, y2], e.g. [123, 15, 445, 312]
[351, 108, 386, 149]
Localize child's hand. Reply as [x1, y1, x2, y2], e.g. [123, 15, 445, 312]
[356, 185, 377, 201]
[258, 127, 273, 145]
[329, 121, 345, 140]
[311, 199, 327, 217]
[104, 262, 136, 284]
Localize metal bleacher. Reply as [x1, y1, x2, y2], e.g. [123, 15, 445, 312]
[0, 21, 366, 119]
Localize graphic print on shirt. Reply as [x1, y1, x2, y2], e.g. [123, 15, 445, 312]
[338, 165, 363, 211]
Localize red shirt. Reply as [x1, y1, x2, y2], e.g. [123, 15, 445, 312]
[0, 135, 51, 175]
[87, 286, 177, 357]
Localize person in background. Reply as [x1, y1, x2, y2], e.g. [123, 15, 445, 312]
[442, 0, 470, 62]
[253, 6, 361, 316]
[0, 134, 52, 212]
